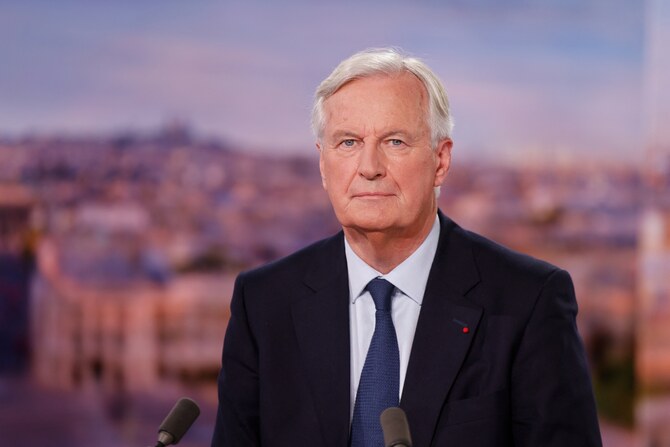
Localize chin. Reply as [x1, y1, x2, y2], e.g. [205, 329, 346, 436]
[341, 216, 395, 233]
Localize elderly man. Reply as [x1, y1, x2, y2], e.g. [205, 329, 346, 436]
[211, 48, 602, 447]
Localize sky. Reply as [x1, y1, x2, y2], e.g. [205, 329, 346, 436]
[0, 0, 649, 162]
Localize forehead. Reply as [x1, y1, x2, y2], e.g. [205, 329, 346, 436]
[322, 72, 429, 134]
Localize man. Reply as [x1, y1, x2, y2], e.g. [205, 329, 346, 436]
[211, 48, 602, 446]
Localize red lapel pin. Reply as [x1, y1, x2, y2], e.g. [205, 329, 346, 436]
[452, 318, 470, 334]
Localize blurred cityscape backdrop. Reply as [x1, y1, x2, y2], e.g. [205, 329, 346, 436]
[1, 1, 669, 446]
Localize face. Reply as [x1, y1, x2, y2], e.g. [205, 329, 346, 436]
[317, 72, 452, 238]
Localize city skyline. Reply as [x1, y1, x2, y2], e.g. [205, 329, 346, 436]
[0, 0, 645, 161]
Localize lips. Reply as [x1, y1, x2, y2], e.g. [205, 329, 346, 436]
[352, 192, 394, 198]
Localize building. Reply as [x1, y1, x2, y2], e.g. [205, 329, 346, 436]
[30, 237, 234, 393]
[0, 183, 36, 372]
[636, 0, 670, 444]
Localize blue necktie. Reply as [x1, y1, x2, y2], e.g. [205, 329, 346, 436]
[350, 278, 400, 447]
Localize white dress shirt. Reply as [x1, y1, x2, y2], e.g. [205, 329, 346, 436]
[345, 216, 440, 418]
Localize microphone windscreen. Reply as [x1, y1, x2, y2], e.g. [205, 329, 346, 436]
[158, 397, 201, 444]
[380, 407, 412, 447]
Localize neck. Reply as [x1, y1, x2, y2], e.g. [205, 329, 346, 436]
[343, 213, 436, 274]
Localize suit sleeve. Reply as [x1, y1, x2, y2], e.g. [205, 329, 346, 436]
[510, 268, 602, 446]
[211, 274, 261, 447]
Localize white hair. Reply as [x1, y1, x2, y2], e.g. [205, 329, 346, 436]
[311, 47, 454, 148]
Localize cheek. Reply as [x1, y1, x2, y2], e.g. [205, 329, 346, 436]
[323, 157, 355, 191]
[394, 159, 436, 195]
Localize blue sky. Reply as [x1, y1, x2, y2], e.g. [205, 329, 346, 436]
[0, 0, 647, 162]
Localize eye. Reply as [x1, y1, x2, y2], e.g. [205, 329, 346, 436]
[340, 139, 356, 148]
[390, 139, 404, 146]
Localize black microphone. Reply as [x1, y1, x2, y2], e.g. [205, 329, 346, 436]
[155, 397, 201, 446]
[380, 407, 412, 447]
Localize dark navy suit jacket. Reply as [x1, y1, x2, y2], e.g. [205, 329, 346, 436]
[211, 212, 602, 446]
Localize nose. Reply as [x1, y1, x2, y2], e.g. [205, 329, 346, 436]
[358, 142, 386, 180]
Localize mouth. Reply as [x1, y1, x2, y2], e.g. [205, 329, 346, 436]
[352, 192, 394, 199]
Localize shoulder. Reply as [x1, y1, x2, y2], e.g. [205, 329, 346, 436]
[438, 212, 568, 301]
[236, 231, 345, 289]
[437, 212, 576, 320]
[463, 226, 558, 280]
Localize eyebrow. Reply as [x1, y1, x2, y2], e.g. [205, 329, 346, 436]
[329, 130, 361, 140]
[379, 130, 412, 140]
[328, 129, 415, 141]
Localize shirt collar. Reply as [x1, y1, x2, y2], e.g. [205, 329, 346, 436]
[344, 215, 441, 305]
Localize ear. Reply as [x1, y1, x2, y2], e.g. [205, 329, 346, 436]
[433, 138, 452, 188]
[316, 141, 327, 190]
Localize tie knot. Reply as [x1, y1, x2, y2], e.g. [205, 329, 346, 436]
[366, 278, 395, 311]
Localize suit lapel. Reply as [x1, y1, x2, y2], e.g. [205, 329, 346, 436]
[291, 234, 351, 447]
[400, 212, 483, 447]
